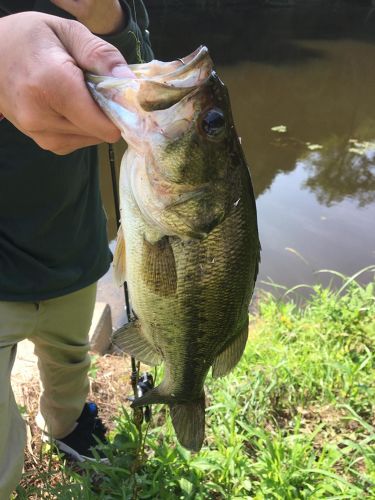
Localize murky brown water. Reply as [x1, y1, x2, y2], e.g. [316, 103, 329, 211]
[97, 3, 375, 325]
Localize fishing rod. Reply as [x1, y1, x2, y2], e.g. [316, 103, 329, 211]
[108, 143, 153, 424]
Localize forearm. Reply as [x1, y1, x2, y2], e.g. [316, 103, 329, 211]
[49, 0, 154, 64]
[100, 1, 154, 64]
[50, 0, 126, 35]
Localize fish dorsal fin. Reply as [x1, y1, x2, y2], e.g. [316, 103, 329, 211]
[111, 320, 162, 366]
[211, 322, 248, 378]
[113, 225, 126, 287]
[142, 236, 177, 296]
[169, 394, 205, 452]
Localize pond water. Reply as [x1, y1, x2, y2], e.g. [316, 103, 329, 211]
[98, 2, 375, 324]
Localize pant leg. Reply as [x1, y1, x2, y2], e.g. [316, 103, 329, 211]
[0, 345, 26, 499]
[33, 283, 97, 439]
[0, 301, 36, 499]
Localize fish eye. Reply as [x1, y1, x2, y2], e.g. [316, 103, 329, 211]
[201, 108, 225, 138]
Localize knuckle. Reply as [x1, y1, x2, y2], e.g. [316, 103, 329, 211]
[85, 41, 109, 68]
[19, 71, 63, 131]
[85, 39, 120, 70]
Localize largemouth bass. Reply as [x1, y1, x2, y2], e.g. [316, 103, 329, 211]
[87, 47, 260, 451]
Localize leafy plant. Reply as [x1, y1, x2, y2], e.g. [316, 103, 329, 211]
[16, 268, 375, 499]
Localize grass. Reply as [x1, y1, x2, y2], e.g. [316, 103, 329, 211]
[15, 268, 375, 499]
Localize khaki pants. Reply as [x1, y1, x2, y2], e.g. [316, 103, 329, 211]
[0, 283, 97, 499]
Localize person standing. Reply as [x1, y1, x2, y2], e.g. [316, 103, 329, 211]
[0, 1, 153, 497]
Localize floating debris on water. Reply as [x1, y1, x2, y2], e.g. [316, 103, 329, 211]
[271, 125, 287, 133]
[348, 139, 375, 157]
[306, 142, 323, 151]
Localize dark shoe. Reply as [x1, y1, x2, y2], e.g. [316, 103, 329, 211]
[44, 402, 109, 463]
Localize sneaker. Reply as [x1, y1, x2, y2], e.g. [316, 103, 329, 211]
[43, 402, 109, 463]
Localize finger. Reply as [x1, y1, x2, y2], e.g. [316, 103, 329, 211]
[33, 54, 121, 143]
[32, 130, 106, 155]
[54, 18, 135, 77]
[11, 86, 121, 145]
[40, 112, 119, 138]
[43, 19, 132, 141]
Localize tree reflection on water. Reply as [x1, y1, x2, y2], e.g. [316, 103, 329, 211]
[303, 134, 375, 207]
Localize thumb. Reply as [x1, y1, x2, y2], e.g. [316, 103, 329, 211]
[54, 18, 135, 77]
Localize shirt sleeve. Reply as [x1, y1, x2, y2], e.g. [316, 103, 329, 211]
[101, 0, 154, 64]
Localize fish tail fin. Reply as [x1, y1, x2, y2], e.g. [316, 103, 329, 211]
[169, 393, 205, 452]
[131, 386, 206, 451]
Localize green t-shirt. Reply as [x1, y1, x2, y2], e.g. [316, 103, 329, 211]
[0, 0, 153, 301]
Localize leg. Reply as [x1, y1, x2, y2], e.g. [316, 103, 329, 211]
[0, 300, 36, 498]
[0, 345, 26, 499]
[32, 283, 97, 439]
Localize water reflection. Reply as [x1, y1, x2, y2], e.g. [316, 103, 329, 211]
[255, 161, 375, 292]
[303, 134, 375, 207]
[218, 39, 375, 207]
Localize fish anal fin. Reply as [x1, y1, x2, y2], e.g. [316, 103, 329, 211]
[113, 225, 126, 287]
[111, 320, 162, 366]
[142, 236, 177, 296]
[170, 394, 205, 452]
[212, 322, 248, 378]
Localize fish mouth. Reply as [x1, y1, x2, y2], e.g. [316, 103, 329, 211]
[86, 46, 213, 147]
[87, 45, 212, 97]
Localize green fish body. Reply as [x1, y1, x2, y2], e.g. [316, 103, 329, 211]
[87, 47, 260, 451]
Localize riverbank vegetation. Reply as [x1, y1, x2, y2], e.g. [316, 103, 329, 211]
[16, 268, 374, 499]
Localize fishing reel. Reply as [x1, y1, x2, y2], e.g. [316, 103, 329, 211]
[128, 371, 154, 424]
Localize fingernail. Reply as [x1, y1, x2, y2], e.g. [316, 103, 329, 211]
[111, 64, 135, 78]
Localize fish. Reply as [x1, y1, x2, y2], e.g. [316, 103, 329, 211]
[86, 46, 260, 451]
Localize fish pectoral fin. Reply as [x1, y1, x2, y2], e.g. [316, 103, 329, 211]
[111, 320, 162, 366]
[211, 321, 249, 378]
[170, 394, 205, 452]
[142, 236, 177, 296]
[113, 225, 126, 287]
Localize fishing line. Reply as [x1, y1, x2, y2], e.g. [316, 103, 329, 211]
[107, 144, 137, 377]
[108, 145, 132, 324]
[108, 143, 153, 437]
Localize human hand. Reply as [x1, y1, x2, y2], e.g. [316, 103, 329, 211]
[0, 12, 134, 155]
[49, 0, 126, 34]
